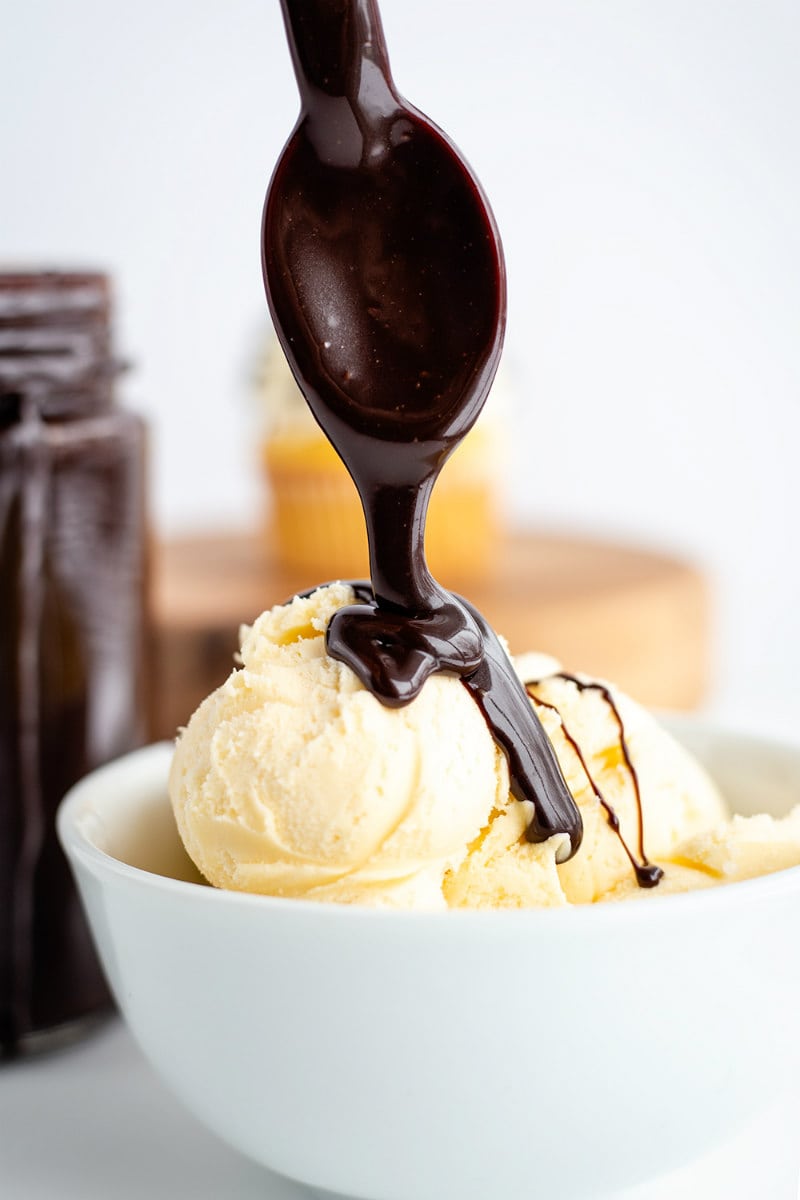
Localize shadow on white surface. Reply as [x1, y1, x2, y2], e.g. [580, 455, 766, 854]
[0, 1020, 308, 1200]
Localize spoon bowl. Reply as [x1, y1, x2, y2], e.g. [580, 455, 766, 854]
[262, 0, 506, 470]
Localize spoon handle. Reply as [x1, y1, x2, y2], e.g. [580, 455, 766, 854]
[364, 478, 438, 613]
[279, 0, 395, 110]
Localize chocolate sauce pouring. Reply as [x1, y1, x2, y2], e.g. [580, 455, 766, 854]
[263, 0, 582, 854]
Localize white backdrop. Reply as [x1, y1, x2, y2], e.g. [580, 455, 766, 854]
[2, 1, 799, 721]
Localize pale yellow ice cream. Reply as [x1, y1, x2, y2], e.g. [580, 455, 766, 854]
[605, 807, 800, 901]
[169, 583, 508, 909]
[169, 584, 800, 909]
[444, 664, 728, 908]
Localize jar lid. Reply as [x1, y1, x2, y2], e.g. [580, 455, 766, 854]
[0, 271, 120, 420]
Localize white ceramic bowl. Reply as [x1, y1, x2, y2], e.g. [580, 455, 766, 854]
[57, 720, 800, 1200]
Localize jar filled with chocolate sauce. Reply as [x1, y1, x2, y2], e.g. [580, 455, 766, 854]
[0, 272, 149, 1057]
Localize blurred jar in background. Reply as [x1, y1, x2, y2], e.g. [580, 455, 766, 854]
[0, 272, 149, 1057]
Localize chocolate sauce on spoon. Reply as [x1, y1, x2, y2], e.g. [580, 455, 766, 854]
[264, 0, 582, 854]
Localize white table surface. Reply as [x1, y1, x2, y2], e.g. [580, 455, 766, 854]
[0, 1020, 304, 1200]
[1, 1017, 798, 1200]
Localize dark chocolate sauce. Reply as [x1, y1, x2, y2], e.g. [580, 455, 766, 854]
[265, 0, 582, 854]
[526, 673, 663, 888]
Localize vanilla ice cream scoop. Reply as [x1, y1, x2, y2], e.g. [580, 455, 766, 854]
[169, 584, 509, 909]
[443, 657, 728, 907]
[171, 583, 779, 910]
[604, 805, 800, 901]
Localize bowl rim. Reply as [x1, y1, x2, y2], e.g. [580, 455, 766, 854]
[57, 722, 800, 929]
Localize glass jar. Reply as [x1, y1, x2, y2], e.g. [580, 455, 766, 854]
[0, 271, 149, 1056]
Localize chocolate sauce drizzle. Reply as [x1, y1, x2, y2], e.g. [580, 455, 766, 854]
[264, 0, 583, 855]
[525, 673, 663, 888]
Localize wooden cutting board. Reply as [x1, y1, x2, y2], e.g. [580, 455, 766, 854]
[150, 529, 709, 740]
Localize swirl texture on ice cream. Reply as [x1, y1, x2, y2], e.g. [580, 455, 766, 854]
[167, 584, 799, 911]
